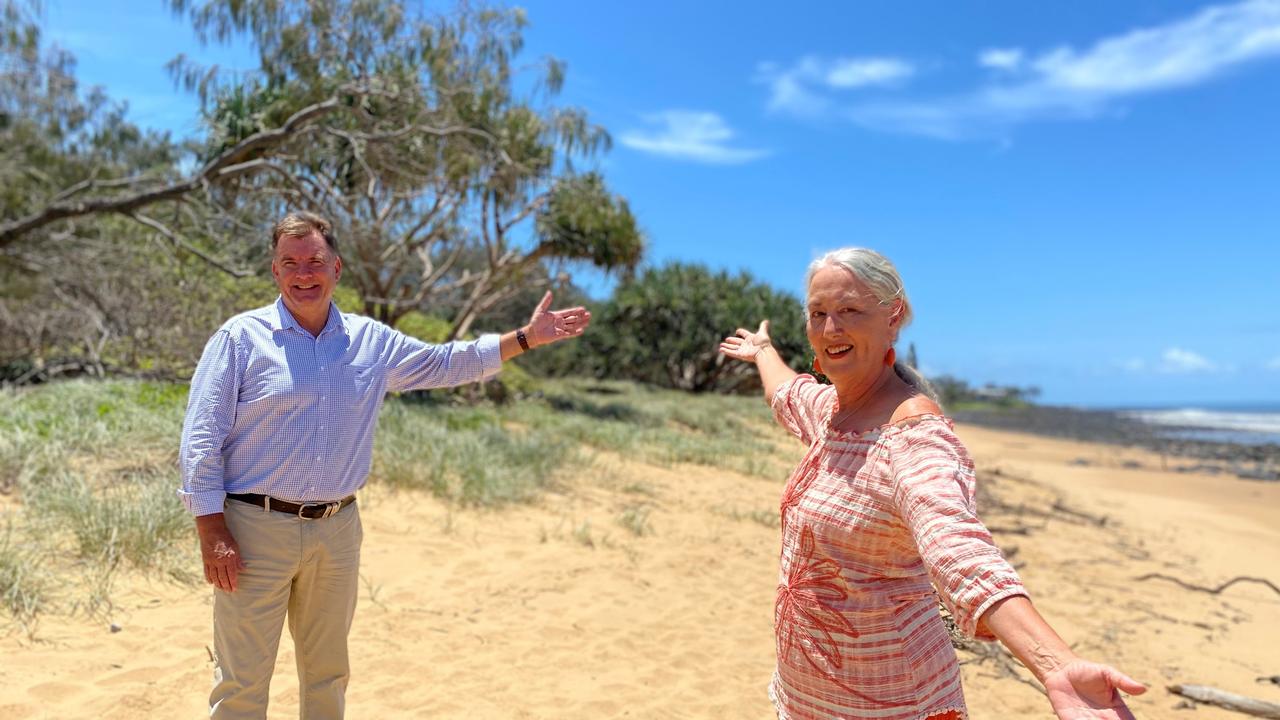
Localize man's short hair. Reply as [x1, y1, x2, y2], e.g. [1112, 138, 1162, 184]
[272, 212, 339, 254]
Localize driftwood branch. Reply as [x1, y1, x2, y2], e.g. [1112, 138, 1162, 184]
[1050, 499, 1108, 527]
[1168, 684, 1280, 719]
[1136, 573, 1280, 598]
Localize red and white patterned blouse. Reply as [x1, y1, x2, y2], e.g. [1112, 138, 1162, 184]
[769, 376, 1027, 720]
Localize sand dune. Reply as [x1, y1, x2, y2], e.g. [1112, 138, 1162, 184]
[2, 423, 1278, 719]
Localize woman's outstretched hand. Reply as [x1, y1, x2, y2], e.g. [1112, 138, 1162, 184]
[719, 320, 773, 363]
[1043, 659, 1146, 719]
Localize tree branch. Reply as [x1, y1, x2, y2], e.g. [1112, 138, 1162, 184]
[129, 212, 254, 278]
[0, 89, 362, 246]
[322, 123, 514, 165]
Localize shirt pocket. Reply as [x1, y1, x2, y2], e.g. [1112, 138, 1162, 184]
[340, 363, 382, 409]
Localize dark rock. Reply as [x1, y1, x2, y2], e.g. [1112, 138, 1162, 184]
[952, 404, 1280, 475]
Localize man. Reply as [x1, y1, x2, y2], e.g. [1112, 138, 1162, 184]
[179, 212, 589, 718]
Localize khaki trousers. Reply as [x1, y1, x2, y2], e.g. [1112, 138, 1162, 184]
[209, 499, 363, 719]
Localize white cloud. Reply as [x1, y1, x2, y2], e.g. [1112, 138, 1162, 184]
[1118, 357, 1147, 372]
[826, 58, 915, 88]
[618, 112, 769, 164]
[1031, 0, 1280, 93]
[757, 59, 831, 116]
[1159, 347, 1218, 373]
[758, 55, 915, 116]
[846, 0, 1280, 139]
[979, 48, 1024, 71]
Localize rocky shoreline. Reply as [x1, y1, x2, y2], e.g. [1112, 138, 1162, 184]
[951, 404, 1280, 482]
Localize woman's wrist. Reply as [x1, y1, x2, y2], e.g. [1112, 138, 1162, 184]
[981, 595, 1077, 683]
[1026, 641, 1078, 682]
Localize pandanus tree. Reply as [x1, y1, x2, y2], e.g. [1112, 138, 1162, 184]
[579, 262, 811, 393]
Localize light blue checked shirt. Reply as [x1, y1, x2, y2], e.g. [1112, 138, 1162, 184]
[178, 297, 502, 516]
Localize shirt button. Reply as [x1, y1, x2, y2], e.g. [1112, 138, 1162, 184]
[320, 395, 326, 401]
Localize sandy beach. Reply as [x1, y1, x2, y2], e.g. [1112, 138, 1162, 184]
[2, 422, 1278, 719]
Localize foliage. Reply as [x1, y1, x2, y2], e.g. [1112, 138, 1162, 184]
[395, 310, 452, 344]
[0, 1, 180, 231]
[0, 228, 280, 383]
[2, 0, 643, 385]
[534, 173, 643, 273]
[169, 0, 644, 335]
[930, 374, 1042, 409]
[558, 262, 811, 393]
[0, 0, 240, 382]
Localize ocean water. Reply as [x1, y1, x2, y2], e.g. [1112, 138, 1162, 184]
[1120, 404, 1280, 445]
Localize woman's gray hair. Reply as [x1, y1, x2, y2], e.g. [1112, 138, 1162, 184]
[806, 248, 938, 402]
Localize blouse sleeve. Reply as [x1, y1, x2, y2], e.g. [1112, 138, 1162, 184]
[888, 422, 1027, 640]
[770, 374, 835, 446]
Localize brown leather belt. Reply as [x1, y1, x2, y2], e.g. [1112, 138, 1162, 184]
[227, 493, 356, 519]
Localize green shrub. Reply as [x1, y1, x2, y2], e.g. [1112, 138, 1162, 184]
[560, 262, 810, 393]
[396, 311, 452, 343]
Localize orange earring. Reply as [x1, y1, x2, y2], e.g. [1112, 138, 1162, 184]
[812, 357, 823, 375]
[884, 347, 896, 367]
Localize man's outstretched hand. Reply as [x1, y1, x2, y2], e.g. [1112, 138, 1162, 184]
[525, 291, 591, 348]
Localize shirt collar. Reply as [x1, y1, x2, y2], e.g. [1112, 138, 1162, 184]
[273, 296, 349, 338]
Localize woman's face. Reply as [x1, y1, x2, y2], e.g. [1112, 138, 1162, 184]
[806, 264, 899, 381]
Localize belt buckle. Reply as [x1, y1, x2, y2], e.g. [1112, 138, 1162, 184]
[298, 501, 340, 520]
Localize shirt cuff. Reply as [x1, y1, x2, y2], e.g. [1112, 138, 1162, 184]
[476, 333, 503, 378]
[769, 373, 813, 411]
[178, 487, 227, 517]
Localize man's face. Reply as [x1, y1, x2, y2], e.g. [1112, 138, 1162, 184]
[271, 231, 342, 321]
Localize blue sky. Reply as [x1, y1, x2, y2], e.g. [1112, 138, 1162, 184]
[39, 0, 1280, 406]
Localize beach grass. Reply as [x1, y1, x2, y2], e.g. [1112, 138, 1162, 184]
[0, 375, 785, 627]
[616, 504, 654, 537]
[0, 520, 53, 632]
[0, 380, 195, 630]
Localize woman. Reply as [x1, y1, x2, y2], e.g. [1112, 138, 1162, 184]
[720, 248, 1145, 720]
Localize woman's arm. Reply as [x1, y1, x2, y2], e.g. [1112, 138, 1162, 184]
[982, 595, 1146, 719]
[719, 319, 798, 401]
[888, 429, 1146, 719]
